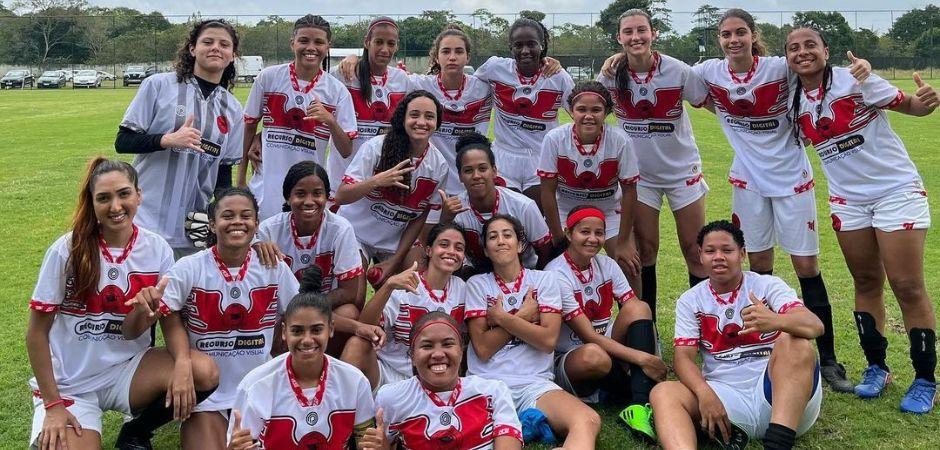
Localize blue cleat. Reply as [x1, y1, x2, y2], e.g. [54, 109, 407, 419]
[900, 378, 937, 414]
[854, 365, 891, 399]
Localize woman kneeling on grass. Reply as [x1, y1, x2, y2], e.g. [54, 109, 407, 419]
[651, 220, 824, 450]
[785, 27, 938, 413]
[26, 158, 219, 450]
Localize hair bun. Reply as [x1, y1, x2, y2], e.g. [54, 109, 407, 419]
[455, 132, 490, 152]
[299, 265, 323, 294]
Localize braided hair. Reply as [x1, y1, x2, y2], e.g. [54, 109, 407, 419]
[374, 90, 443, 199]
[508, 17, 549, 62]
[357, 17, 399, 103]
[787, 27, 833, 146]
[614, 9, 654, 105]
[293, 15, 333, 73]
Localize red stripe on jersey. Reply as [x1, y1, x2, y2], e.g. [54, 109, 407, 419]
[686, 173, 704, 186]
[777, 301, 804, 315]
[342, 175, 359, 185]
[794, 179, 815, 194]
[882, 90, 905, 109]
[465, 310, 487, 319]
[539, 306, 561, 314]
[616, 290, 637, 306]
[728, 176, 748, 189]
[29, 300, 58, 313]
[335, 267, 363, 281]
[536, 170, 557, 178]
[674, 337, 699, 347]
[828, 195, 847, 205]
[563, 308, 584, 322]
[494, 424, 524, 442]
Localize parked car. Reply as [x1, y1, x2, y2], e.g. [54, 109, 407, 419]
[73, 69, 102, 88]
[463, 65, 475, 75]
[37, 70, 67, 89]
[123, 65, 147, 86]
[1, 69, 35, 88]
[58, 70, 73, 81]
[98, 70, 116, 81]
[145, 66, 158, 77]
[567, 66, 594, 81]
[235, 56, 264, 83]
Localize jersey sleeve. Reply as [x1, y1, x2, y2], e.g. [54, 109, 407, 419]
[333, 221, 364, 281]
[556, 276, 584, 322]
[120, 76, 160, 133]
[490, 380, 524, 442]
[605, 257, 636, 305]
[615, 130, 640, 184]
[159, 259, 194, 315]
[472, 56, 501, 82]
[536, 275, 562, 315]
[425, 161, 448, 211]
[536, 130, 559, 178]
[29, 237, 68, 312]
[334, 86, 360, 139]
[255, 219, 274, 243]
[464, 276, 489, 319]
[860, 73, 905, 109]
[673, 293, 700, 347]
[227, 383, 268, 442]
[682, 62, 710, 107]
[243, 69, 267, 123]
[373, 384, 401, 442]
[520, 197, 552, 248]
[762, 276, 804, 314]
[342, 139, 379, 184]
[559, 71, 576, 112]
[353, 372, 376, 425]
[381, 291, 402, 336]
[277, 262, 301, 313]
[158, 238, 175, 276]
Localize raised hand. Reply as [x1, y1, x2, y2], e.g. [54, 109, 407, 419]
[358, 408, 390, 450]
[161, 115, 203, 152]
[438, 189, 468, 221]
[913, 72, 940, 112]
[304, 96, 336, 125]
[740, 292, 779, 335]
[846, 51, 871, 83]
[371, 159, 414, 190]
[227, 410, 259, 450]
[124, 275, 170, 317]
[515, 287, 539, 323]
[385, 261, 420, 293]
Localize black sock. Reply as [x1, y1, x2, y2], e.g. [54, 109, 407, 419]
[799, 274, 837, 364]
[626, 319, 658, 404]
[120, 387, 216, 438]
[753, 269, 773, 276]
[688, 273, 707, 289]
[910, 328, 937, 382]
[854, 311, 889, 371]
[762, 423, 796, 450]
[640, 265, 657, 322]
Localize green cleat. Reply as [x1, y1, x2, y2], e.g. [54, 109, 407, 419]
[619, 403, 657, 442]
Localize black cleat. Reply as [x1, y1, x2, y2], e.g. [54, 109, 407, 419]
[821, 362, 855, 393]
[713, 422, 749, 450]
[115, 424, 153, 450]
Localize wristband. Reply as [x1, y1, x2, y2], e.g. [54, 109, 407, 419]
[43, 399, 66, 410]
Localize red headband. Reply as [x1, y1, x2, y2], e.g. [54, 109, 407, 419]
[369, 19, 399, 34]
[571, 91, 608, 107]
[410, 318, 461, 350]
[566, 207, 606, 229]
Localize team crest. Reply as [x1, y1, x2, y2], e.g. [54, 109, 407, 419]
[230, 287, 241, 299]
[450, 103, 459, 110]
[305, 411, 319, 426]
[801, 169, 809, 179]
[639, 87, 648, 96]
[437, 307, 445, 313]
[691, 164, 698, 174]
[735, 87, 746, 95]
[374, 88, 384, 98]
[300, 254, 311, 265]
[507, 296, 517, 306]
[583, 159, 593, 168]
[295, 95, 304, 105]
[583, 285, 594, 297]
[725, 308, 734, 319]
[521, 87, 532, 95]
[107, 267, 119, 281]
[440, 412, 451, 426]
[175, 105, 186, 117]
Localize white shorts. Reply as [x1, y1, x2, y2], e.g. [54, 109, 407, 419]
[707, 364, 822, 440]
[829, 191, 931, 233]
[637, 179, 709, 212]
[359, 243, 395, 264]
[507, 379, 562, 413]
[496, 151, 540, 192]
[553, 350, 603, 404]
[376, 358, 411, 393]
[29, 349, 148, 446]
[731, 187, 819, 256]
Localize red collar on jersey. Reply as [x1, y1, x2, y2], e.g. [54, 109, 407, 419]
[289, 62, 322, 95]
[438, 73, 467, 102]
[563, 251, 594, 285]
[371, 71, 388, 87]
[728, 55, 759, 85]
[628, 51, 660, 84]
[493, 267, 525, 295]
[409, 142, 431, 172]
[572, 123, 604, 157]
[211, 245, 251, 283]
[470, 188, 500, 225]
[421, 377, 462, 408]
[290, 212, 323, 251]
[516, 67, 541, 86]
[98, 224, 139, 264]
[285, 354, 329, 408]
[803, 83, 824, 102]
[707, 276, 744, 306]
[419, 272, 450, 304]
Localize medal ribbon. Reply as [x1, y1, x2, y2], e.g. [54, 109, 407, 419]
[470, 189, 500, 225]
[98, 225, 139, 264]
[420, 272, 450, 304]
[438, 74, 466, 102]
[707, 277, 744, 306]
[563, 251, 594, 285]
[211, 246, 251, 283]
[628, 51, 659, 84]
[289, 62, 322, 94]
[285, 354, 329, 407]
[422, 377, 462, 408]
[572, 124, 603, 157]
[728, 55, 759, 85]
[290, 213, 323, 251]
[494, 267, 525, 295]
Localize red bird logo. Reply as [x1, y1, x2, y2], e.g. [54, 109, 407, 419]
[707, 79, 789, 118]
[555, 157, 620, 189]
[260, 410, 355, 450]
[697, 312, 779, 354]
[185, 286, 279, 334]
[390, 394, 494, 450]
[263, 92, 335, 140]
[62, 272, 160, 316]
[574, 280, 615, 322]
[798, 94, 878, 145]
[492, 81, 562, 121]
[614, 87, 683, 121]
[284, 252, 336, 289]
[443, 97, 492, 125]
[348, 88, 406, 123]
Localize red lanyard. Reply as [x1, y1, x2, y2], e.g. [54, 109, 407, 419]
[517, 68, 541, 86]
[285, 354, 328, 408]
[289, 62, 322, 94]
[420, 273, 449, 304]
[470, 189, 500, 225]
[804, 84, 824, 102]
[707, 277, 743, 306]
[98, 225, 138, 264]
[211, 246, 251, 283]
[371, 71, 388, 87]
[573, 125, 603, 156]
[290, 213, 322, 251]
[410, 143, 430, 171]
[563, 251, 594, 285]
[728, 56, 758, 85]
[422, 378, 462, 408]
[628, 52, 659, 84]
[494, 267, 525, 295]
[438, 74, 466, 102]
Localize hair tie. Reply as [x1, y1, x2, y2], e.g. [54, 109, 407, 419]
[571, 91, 607, 107]
[566, 207, 606, 229]
[369, 18, 399, 34]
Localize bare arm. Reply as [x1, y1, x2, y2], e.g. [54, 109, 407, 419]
[892, 74, 939, 117]
[359, 282, 396, 326]
[467, 316, 514, 362]
[492, 311, 560, 353]
[674, 345, 713, 399]
[238, 121, 260, 187]
[539, 177, 564, 243]
[494, 436, 523, 450]
[26, 311, 60, 405]
[326, 277, 361, 309]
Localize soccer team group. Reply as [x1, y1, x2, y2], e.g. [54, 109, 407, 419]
[25, 6, 940, 450]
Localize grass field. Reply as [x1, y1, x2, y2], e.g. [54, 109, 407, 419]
[1, 81, 938, 449]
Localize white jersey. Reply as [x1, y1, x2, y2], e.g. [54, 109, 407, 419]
[375, 376, 523, 450]
[452, 186, 551, 269]
[328, 68, 412, 193]
[537, 123, 640, 216]
[409, 73, 494, 193]
[230, 353, 374, 449]
[159, 247, 300, 411]
[545, 253, 636, 354]
[28, 226, 173, 396]
[693, 57, 814, 197]
[475, 56, 575, 158]
[596, 53, 708, 188]
[795, 69, 922, 204]
[466, 269, 576, 388]
[378, 275, 468, 377]
[256, 211, 363, 290]
[244, 63, 358, 220]
[337, 135, 448, 253]
[673, 272, 805, 389]
[120, 73, 244, 248]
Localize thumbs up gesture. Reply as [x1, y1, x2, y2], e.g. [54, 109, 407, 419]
[358, 408, 390, 450]
[305, 95, 337, 126]
[227, 410, 259, 450]
[439, 189, 469, 222]
[913, 72, 939, 112]
[125, 275, 170, 317]
[739, 292, 778, 335]
[161, 114, 203, 152]
[846, 51, 871, 83]
[385, 261, 421, 294]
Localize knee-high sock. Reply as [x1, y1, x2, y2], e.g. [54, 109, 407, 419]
[799, 274, 837, 364]
[120, 387, 217, 437]
[854, 311, 889, 371]
[640, 265, 657, 322]
[626, 319, 657, 405]
[910, 328, 937, 382]
[763, 423, 796, 450]
[688, 273, 707, 289]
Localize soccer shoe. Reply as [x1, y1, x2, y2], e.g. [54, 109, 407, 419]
[710, 421, 749, 450]
[115, 425, 153, 450]
[854, 364, 892, 399]
[618, 403, 656, 442]
[820, 362, 855, 393]
[900, 378, 937, 414]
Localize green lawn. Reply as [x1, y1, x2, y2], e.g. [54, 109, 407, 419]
[1, 81, 938, 448]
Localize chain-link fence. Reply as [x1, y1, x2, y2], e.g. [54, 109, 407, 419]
[0, 9, 937, 89]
